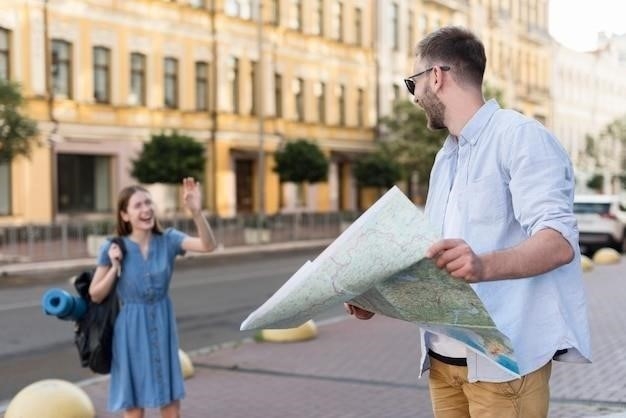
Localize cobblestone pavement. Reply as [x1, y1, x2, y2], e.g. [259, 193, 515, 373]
[3, 256, 625, 418]
[77, 261, 626, 418]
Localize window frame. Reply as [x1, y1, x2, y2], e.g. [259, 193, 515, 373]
[274, 72, 282, 118]
[0, 27, 10, 80]
[51, 39, 73, 98]
[227, 56, 240, 114]
[130, 52, 147, 106]
[294, 77, 304, 121]
[195, 61, 209, 111]
[93, 46, 111, 104]
[164, 57, 179, 109]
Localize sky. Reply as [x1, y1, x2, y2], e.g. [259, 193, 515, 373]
[549, 0, 626, 51]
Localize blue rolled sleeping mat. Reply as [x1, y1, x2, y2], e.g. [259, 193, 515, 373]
[41, 288, 88, 321]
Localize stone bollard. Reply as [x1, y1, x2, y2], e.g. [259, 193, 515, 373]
[581, 254, 594, 272]
[257, 320, 318, 343]
[5, 379, 95, 418]
[178, 349, 194, 379]
[592, 248, 621, 265]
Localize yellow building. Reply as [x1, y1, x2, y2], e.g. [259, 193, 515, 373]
[0, 0, 377, 224]
[0, 0, 550, 225]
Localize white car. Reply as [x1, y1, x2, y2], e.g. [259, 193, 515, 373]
[574, 194, 626, 254]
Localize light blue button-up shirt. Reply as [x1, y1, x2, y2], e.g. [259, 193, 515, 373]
[419, 99, 592, 382]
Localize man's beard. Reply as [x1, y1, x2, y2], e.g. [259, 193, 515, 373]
[421, 86, 446, 130]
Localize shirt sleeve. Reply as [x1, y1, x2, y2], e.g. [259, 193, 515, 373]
[507, 121, 579, 252]
[96, 239, 112, 266]
[165, 227, 188, 257]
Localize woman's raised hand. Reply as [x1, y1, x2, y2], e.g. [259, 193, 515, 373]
[182, 177, 202, 215]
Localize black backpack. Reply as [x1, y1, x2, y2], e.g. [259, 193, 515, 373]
[73, 270, 120, 374]
[72, 237, 125, 374]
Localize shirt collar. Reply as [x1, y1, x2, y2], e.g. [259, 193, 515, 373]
[439, 99, 500, 156]
[459, 99, 500, 146]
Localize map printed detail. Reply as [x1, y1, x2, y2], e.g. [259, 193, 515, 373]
[240, 186, 519, 376]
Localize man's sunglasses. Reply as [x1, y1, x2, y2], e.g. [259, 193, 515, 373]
[403, 65, 450, 96]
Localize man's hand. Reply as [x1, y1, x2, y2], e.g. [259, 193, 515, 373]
[344, 303, 375, 320]
[426, 239, 485, 283]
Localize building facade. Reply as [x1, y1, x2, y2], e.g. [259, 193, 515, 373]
[551, 35, 626, 193]
[0, 0, 560, 225]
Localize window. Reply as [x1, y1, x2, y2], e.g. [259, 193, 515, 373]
[0, 160, 10, 215]
[332, 1, 343, 41]
[229, 56, 239, 113]
[195, 61, 209, 111]
[274, 72, 282, 117]
[240, 0, 252, 19]
[93, 47, 110, 103]
[354, 7, 362, 46]
[390, 3, 399, 51]
[225, 0, 240, 16]
[316, 81, 326, 123]
[313, 0, 323, 35]
[270, 0, 280, 25]
[290, 0, 302, 31]
[357, 88, 364, 126]
[51, 40, 72, 98]
[294, 78, 304, 121]
[57, 154, 111, 213]
[164, 57, 179, 108]
[250, 60, 258, 115]
[337, 84, 345, 125]
[0, 28, 10, 80]
[189, 0, 205, 7]
[130, 52, 146, 106]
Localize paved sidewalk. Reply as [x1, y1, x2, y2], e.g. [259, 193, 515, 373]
[4, 247, 626, 417]
[80, 312, 625, 418]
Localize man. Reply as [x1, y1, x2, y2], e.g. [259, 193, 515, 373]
[346, 26, 591, 418]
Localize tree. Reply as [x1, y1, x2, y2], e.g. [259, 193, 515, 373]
[0, 79, 39, 162]
[131, 132, 205, 184]
[353, 152, 401, 190]
[586, 173, 603, 192]
[378, 100, 443, 199]
[273, 139, 329, 207]
[584, 116, 626, 192]
[273, 139, 328, 184]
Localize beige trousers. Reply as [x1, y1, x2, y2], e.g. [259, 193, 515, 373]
[428, 357, 552, 418]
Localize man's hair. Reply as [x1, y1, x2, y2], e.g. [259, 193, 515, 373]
[416, 26, 486, 87]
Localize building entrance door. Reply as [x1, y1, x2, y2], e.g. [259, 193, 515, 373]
[235, 159, 254, 213]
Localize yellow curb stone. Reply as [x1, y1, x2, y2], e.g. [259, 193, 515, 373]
[179, 349, 194, 379]
[581, 255, 594, 272]
[259, 320, 318, 343]
[592, 248, 621, 265]
[5, 379, 95, 418]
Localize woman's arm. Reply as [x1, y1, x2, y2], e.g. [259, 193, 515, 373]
[180, 177, 217, 253]
[89, 242, 123, 303]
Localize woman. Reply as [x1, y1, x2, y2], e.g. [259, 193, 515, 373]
[89, 177, 217, 417]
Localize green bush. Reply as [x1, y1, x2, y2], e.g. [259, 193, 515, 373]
[353, 153, 401, 188]
[131, 132, 205, 184]
[273, 139, 328, 184]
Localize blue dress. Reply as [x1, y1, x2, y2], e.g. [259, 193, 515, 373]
[97, 228, 187, 411]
